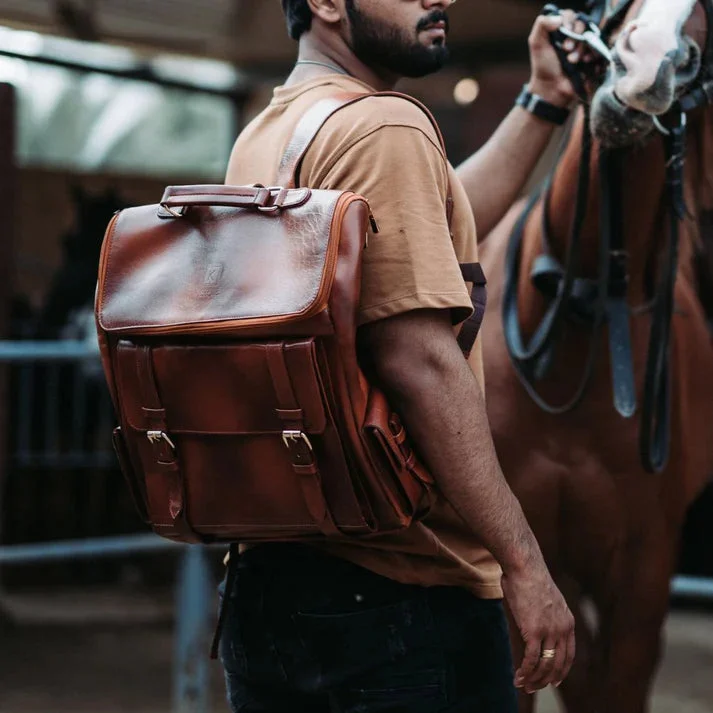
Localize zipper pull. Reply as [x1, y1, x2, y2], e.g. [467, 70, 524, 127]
[364, 200, 380, 234]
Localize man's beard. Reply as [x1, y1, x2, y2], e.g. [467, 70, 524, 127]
[345, 1, 449, 78]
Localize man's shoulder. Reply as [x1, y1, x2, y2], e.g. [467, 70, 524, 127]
[322, 93, 444, 153]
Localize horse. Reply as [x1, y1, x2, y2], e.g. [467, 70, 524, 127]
[479, 0, 713, 711]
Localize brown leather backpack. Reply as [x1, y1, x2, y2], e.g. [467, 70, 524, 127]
[95, 93, 486, 544]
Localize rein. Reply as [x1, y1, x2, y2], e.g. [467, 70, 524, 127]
[502, 0, 713, 473]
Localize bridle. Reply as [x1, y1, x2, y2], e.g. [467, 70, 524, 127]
[502, 0, 713, 474]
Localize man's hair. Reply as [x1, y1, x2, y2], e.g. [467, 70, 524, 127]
[281, 0, 313, 40]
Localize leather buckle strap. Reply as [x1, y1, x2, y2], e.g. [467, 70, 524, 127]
[136, 346, 201, 542]
[157, 185, 312, 217]
[265, 344, 340, 537]
[282, 430, 314, 463]
[147, 430, 176, 452]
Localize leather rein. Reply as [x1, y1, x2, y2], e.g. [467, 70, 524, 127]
[502, 0, 713, 473]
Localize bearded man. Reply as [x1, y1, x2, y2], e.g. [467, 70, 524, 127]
[220, 2, 585, 711]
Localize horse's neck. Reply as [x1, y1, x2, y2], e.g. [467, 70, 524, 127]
[543, 110, 670, 305]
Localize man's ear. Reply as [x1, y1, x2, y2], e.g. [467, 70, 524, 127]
[306, 0, 343, 26]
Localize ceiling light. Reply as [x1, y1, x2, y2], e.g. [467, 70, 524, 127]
[454, 78, 480, 106]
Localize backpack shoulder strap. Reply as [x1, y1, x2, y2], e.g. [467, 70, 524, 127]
[276, 90, 484, 358]
[276, 91, 451, 216]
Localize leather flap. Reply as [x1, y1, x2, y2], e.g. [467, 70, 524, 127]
[115, 340, 328, 435]
[97, 187, 347, 334]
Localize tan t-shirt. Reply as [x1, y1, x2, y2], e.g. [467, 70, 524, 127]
[226, 74, 502, 599]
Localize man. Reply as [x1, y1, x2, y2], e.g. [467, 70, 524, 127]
[220, 2, 585, 711]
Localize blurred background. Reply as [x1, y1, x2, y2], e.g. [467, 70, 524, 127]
[0, 1, 711, 712]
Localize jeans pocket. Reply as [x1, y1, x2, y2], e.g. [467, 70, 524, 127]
[342, 665, 448, 713]
[293, 594, 433, 679]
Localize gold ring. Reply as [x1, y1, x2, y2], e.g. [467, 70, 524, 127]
[540, 649, 557, 659]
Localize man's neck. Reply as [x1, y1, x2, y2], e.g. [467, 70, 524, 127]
[285, 35, 398, 92]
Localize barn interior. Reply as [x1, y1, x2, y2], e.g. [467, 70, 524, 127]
[0, 2, 711, 712]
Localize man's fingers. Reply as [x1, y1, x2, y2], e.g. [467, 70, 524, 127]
[523, 638, 558, 693]
[515, 636, 543, 689]
[537, 15, 564, 33]
[556, 628, 577, 687]
[560, 9, 577, 25]
[536, 10, 590, 63]
[530, 15, 564, 49]
[549, 638, 569, 690]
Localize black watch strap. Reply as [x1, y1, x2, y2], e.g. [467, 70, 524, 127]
[515, 85, 571, 126]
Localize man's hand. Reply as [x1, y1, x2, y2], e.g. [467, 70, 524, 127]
[502, 557, 576, 694]
[527, 11, 595, 107]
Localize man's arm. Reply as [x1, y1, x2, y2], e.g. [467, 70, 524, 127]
[456, 12, 587, 238]
[360, 308, 575, 693]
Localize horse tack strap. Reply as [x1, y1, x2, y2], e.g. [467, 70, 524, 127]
[678, 80, 713, 112]
[639, 121, 687, 473]
[600, 148, 637, 419]
[457, 263, 487, 359]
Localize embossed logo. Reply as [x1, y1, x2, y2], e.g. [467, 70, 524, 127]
[204, 264, 224, 285]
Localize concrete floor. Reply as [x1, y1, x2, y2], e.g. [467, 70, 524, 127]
[0, 592, 711, 713]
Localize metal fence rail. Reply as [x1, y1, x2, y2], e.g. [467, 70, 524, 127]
[0, 340, 217, 713]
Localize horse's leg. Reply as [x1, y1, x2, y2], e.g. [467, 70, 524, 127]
[554, 581, 598, 713]
[593, 528, 677, 713]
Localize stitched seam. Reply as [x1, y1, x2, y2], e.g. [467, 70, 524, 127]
[362, 291, 472, 311]
[98, 211, 123, 327]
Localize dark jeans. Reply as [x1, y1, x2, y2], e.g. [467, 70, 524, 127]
[219, 543, 517, 713]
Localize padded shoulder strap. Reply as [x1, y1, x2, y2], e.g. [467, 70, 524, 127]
[276, 91, 452, 219]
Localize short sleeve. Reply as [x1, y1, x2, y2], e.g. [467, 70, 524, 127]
[309, 124, 473, 326]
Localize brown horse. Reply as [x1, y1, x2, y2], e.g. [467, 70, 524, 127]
[480, 0, 713, 711]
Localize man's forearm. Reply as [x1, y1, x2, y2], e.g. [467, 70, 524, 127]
[373, 327, 543, 574]
[456, 105, 560, 239]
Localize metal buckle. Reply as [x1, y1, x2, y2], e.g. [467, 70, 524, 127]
[281, 430, 313, 452]
[147, 430, 177, 452]
[256, 187, 288, 213]
[559, 23, 613, 62]
[160, 203, 187, 219]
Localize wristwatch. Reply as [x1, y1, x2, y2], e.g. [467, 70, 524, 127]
[515, 85, 571, 126]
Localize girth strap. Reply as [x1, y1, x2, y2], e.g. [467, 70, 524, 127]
[136, 346, 201, 543]
[265, 344, 340, 537]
